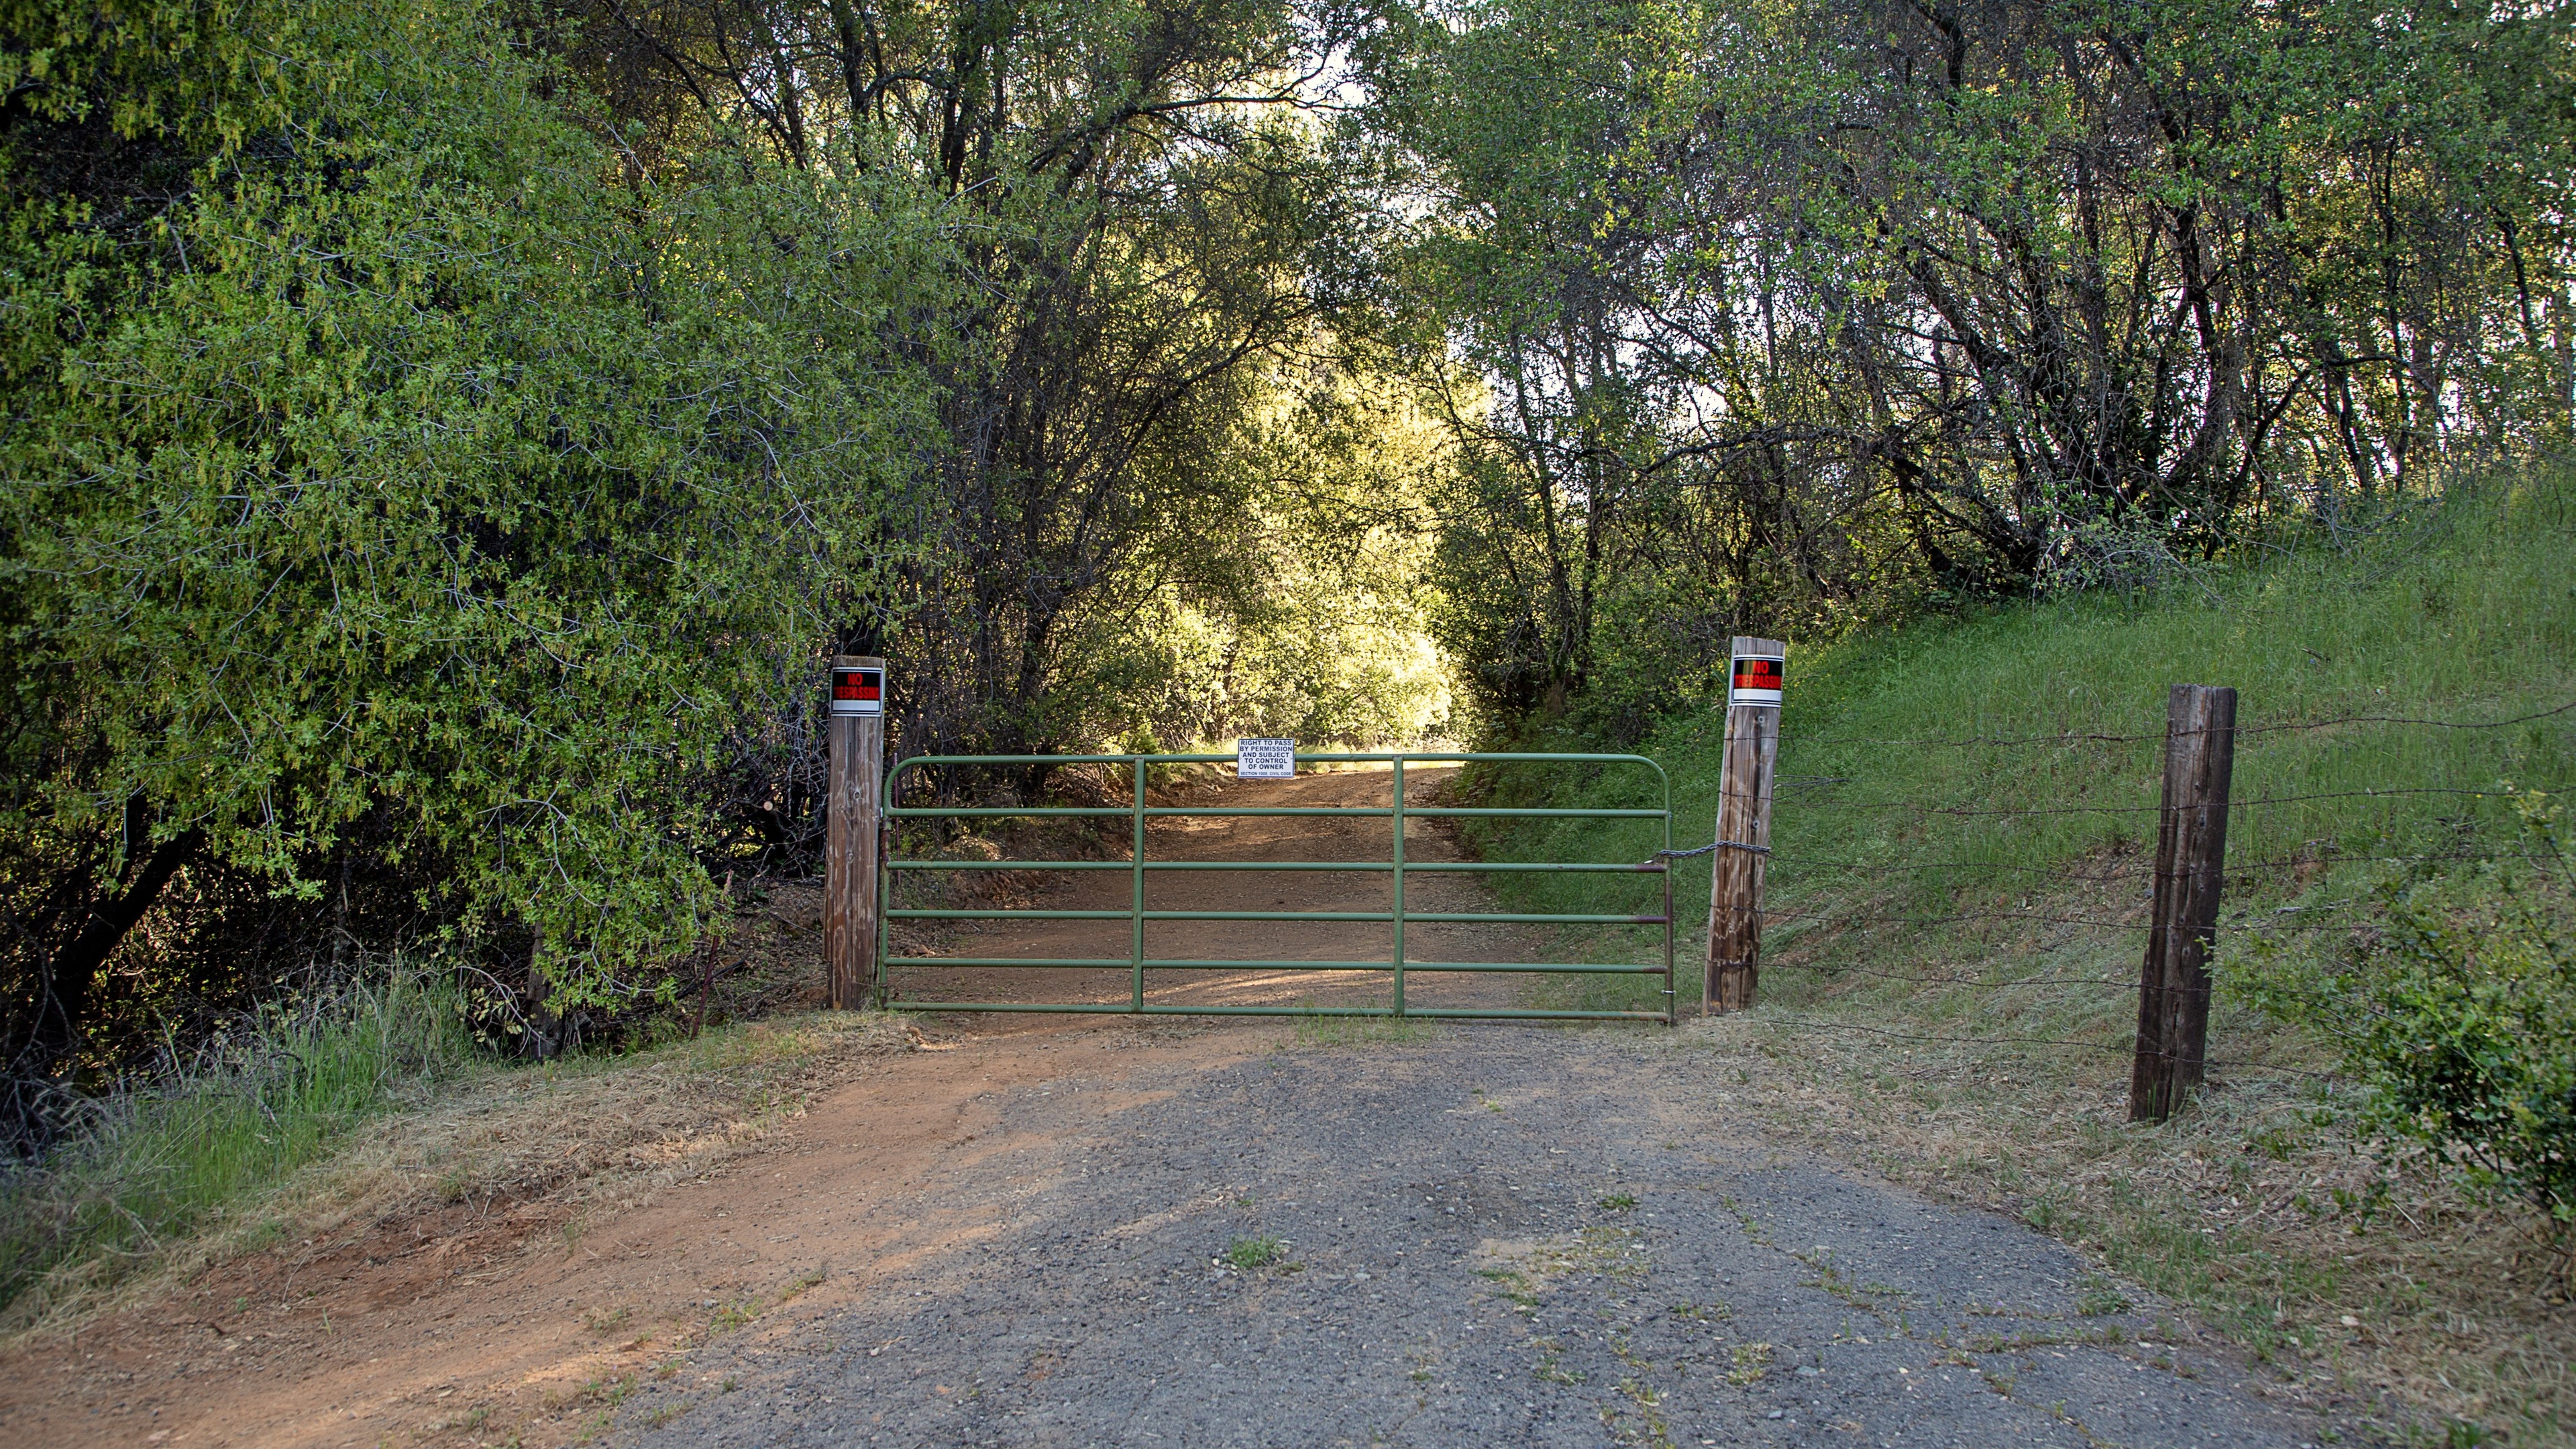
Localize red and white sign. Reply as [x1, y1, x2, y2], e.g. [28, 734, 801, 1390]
[1730, 651, 1784, 707]
[830, 665, 884, 716]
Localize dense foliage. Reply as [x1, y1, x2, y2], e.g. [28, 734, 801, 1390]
[0, 0, 1437, 1124]
[0, 0, 961, 1111]
[1361, 0, 2576, 736]
[2, 0, 2568, 1142]
[554, 0, 1432, 759]
[2231, 792, 2576, 1268]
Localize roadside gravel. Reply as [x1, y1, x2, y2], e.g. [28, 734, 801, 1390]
[612, 1025, 2338, 1449]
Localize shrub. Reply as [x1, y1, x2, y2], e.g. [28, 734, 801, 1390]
[2228, 790, 2576, 1278]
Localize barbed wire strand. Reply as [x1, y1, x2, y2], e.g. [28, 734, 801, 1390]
[1768, 786, 2535, 818]
[1778, 963, 2139, 987]
[1767, 697, 2575, 751]
[1746, 904, 2372, 933]
[1764, 855, 2153, 881]
[1743, 1014, 2338, 1077]
[1758, 906, 2147, 931]
[1724, 849, 2538, 881]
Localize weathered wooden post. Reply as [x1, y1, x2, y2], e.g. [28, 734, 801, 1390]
[2128, 684, 2237, 1122]
[826, 656, 887, 1011]
[1705, 637, 1784, 1014]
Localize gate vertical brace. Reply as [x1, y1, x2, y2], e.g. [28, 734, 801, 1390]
[1391, 756, 1407, 1016]
[2128, 684, 2237, 1122]
[1131, 755, 1148, 1013]
[1706, 637, 1784, 1014]
[826, 654, 885, 1012]
[875, 804, 892, 1010]
[1661, 864, 1676, 1026]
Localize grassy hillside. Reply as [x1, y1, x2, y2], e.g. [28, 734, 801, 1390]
[1462, 466, 2576, 1445]
[1475, 467, 2573, 995]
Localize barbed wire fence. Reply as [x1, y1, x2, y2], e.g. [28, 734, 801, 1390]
[1674, 694, 2573, 1110]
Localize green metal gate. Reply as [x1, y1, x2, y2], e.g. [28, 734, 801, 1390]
[877, 752, 1676, 1024]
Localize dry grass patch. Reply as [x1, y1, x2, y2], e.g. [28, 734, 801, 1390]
[1677, 1008, 2573, 1447]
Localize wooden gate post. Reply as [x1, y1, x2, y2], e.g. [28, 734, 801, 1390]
[1705, 637, 1784, 1014]
[826, 656, 888, 1011]
[2128, 683, 2237, 1122]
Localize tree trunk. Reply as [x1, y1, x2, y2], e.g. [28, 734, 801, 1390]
[32, 828, 203, 1077]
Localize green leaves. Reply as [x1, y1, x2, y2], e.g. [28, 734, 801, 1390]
[2, 0, 946, 1010]
[2229, 791, 2576, 1242]
[1358, 0, 2576, 733]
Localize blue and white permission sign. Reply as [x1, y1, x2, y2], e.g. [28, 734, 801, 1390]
[1236, 738, 1296, 779]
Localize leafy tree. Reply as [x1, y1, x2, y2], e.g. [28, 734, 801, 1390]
[1, 0, 944, 1105]
[1358, 0, 2575, 728]
[570, 0, 1379, 757]
[1046, 362, 1456, 750]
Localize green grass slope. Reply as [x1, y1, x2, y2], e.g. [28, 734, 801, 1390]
[1474, 466, 2575, 1011]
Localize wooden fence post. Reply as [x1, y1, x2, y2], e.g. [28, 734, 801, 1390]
[1705, 637, 1784, 1014]
[826, 655, 887, 1012]
[2128, 683, 2237, 1122]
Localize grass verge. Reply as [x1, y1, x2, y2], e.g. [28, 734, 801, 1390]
[0, 993, 915, 1343]
[0, 969, 475, 1327]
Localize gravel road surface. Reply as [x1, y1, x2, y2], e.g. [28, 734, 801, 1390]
[612, 1026, 2328, 1449]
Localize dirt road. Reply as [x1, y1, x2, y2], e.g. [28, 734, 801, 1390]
[623, 1030, 2328, 1449]
[0, 769, 2334, 1448]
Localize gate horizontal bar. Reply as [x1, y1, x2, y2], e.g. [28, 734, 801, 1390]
[886, 859, 1662, 874]
[1398, 861, 1668, 873]
[1404, 1005, 1669, 1018]
[1401, 808, 1666, 819]
[888, 859, 1131, 871]
[1409, 912, 1672, 924]
[882, 1000, 1670, 1021]
[891, 908, 1130, 920]
[888, 806, 1128, 818]
[887, 956, 1666, 974]
[893, 955, 1129, 967]
[888, 859, 1395, 873]
[891, 908, 1391, 922]
[890, 806, 1655, 820]
[1403, 960, 1670, 973]
[890, 908, 1668, 925]
[1143, 806, 1393, 818]
[890, 751, 1667, 769]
